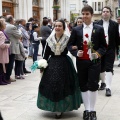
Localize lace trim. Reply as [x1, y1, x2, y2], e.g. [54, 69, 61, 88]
[46, 34, 69, 54]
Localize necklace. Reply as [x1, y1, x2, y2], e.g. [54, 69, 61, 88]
[55, 34, 63, 43]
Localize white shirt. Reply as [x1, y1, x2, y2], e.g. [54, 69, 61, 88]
[33, 32, 42, 41]
[119, 24, 120, 35]
[103, 20, 109, 44]
[78, 22, 94, 60]
[83, 22, 93, 42]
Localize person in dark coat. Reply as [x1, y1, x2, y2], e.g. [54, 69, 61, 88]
[95, 6, 120, 96]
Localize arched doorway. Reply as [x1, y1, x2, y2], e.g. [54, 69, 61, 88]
[2, 0, 14, 17]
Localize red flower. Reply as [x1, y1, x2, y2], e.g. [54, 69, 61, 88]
[83, 40, 87, 45]
[85, 34, 89, 38]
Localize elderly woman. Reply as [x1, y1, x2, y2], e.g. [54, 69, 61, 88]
[0, 19, 10, 85]
[37, 19, 82, 119]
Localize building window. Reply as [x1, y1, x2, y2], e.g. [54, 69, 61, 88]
[32, 0, 39, 6]
[32, 0, 40, 20]
[2, 7, 11, 14]
[92, 2, 103, 12]
[95, 2, 97, 11]
[70, 4, 76, 11]
[98, 2, 101, 11]
[2, 1, 14, 16]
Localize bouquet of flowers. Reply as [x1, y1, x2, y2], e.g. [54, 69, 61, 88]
[31, 59, 48, 72]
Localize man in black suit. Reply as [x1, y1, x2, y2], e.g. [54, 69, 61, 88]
[95, 6, 120, 96]
[68, 6, 107, 120]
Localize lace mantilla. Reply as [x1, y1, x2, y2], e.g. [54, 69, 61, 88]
[46, 34, 69, 55]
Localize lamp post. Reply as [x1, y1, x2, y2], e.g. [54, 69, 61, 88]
[82, 0, 88, 6]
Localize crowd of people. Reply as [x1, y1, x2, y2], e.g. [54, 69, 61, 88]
[0, 5, 120, 120]
[0, 15, 53, 85]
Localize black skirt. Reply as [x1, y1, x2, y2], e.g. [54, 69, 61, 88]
[37, 55, 82, 112]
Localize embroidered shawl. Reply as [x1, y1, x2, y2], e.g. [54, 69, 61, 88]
[46, 33, 69, 54]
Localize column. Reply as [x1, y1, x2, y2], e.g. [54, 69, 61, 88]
[0, 0, 2, 16]
[49, 0, 53, 21]
[23, 0, 28, 20]
[60, 0, 65, 18]
[26, 0, 32, 20]
[43, 0, 48, 17]
[40, 0, 44, 23]
[66, 0, 70, 21]
[16, 0, 22, 19]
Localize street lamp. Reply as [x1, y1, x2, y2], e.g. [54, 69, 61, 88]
[82, 0, 88, 6]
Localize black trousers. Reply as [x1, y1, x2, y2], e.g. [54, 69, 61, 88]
[41, 40, 46, 57]
[23, 46, 27, 72]
[15, 60, 24, 76]
[101, 49, 115, 73]
[33, 43, 39, 62]
[6, 54, 15, 80]
[76, 59, 101, 92]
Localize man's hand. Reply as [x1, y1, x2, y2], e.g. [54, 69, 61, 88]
[77, 50, 84, 57]
[39, 37, 42, 40]
[92, 53, 98, 59]
[72, 46, 78, 50]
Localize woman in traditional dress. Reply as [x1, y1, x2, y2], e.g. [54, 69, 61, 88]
[37, 19, 82, 119]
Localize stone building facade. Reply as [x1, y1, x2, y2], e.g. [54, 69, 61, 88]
[0, 0, 119, 23]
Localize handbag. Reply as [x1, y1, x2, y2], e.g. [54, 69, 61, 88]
[2, 30, 10, 43]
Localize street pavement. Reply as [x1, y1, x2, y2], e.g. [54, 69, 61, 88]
[0, 54, 120, 120]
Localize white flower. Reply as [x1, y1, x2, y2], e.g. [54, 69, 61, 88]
[38, 59, 48, 68]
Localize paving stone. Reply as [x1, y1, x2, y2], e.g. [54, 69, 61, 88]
[0, 52, 120, 120]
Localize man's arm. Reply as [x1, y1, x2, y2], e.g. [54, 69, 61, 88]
[96, 27, 107, 57]
[20, 27, 30, 40]
[67, 28, 78, 57]
[115, 23, 120, 55]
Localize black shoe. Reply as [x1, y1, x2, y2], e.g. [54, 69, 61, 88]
[118, 64, 120, 67]
[106, 88, 111, 96]
[99, 83, 106, 90]
[55, 113, 62, 119]
[24, 70, 31, 74]
[0, 112, 3, 120]
[83, 110, 91, 120]
[90, 111, 97, 120]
